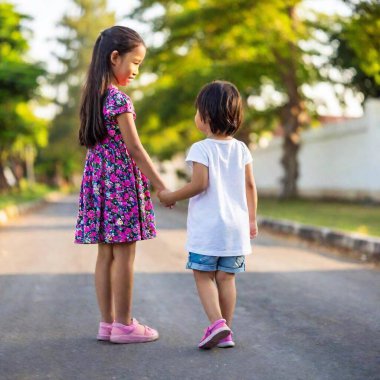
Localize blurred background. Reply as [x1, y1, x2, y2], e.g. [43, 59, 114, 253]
[1, 0, 379, 237]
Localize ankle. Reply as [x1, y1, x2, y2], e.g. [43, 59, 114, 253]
[114, 317, 133, 326]
[209, 318, 228, 329]
[100, 321, 113, 326]
[210, 316, 224, 324]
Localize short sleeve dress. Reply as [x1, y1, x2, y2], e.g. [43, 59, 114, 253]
[74, 85, 156, 244]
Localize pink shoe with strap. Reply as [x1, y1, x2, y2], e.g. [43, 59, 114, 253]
[217, 332, 235, 348]
[110, 318, 159, 344]
[198, 319, 231, 349]
[97, 321, 112, 341]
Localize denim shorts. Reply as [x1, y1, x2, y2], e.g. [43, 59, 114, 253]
[186, 252, 246, 274]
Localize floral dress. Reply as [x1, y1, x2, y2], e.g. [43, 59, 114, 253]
[74, 85, 156, 244]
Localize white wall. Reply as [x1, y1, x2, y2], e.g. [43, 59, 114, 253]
[160, 99, 380, 201]
[252, 99, 380, 201]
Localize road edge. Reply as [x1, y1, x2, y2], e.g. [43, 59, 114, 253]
[258, 216, 380, 263]
[2, 195, 379, 263]
[0, 192, 67, 226]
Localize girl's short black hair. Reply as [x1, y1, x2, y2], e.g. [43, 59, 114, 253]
[195, 80, 243, 136]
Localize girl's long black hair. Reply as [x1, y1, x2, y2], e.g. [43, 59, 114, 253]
[79, 26, 145, 148]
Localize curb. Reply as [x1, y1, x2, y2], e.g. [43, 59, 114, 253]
[0, 192, 64, 226]
[258, 216, 380, 263]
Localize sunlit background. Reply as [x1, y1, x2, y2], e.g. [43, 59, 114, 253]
[1, 0, 379, 236]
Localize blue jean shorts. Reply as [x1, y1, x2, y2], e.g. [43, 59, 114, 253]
[186, 252, 246, 274]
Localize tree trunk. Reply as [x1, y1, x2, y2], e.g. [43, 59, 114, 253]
[0, 160, 10, 193]
[9, 157, 24, 188]
[277, 5, 305, 199]
[280, 105, 301, 199]
[25, 145, 36, 185]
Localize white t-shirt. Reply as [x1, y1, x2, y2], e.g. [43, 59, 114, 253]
[185, 138, 253, 257]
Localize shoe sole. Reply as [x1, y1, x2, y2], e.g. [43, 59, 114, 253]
[198, 327, 230, 349]
[217, 341, 235, 348]
[110, 334, 159, 344]
[97, 335, 111, 341]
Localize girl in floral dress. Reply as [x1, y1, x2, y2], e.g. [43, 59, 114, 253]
[75, 26, 169, 344]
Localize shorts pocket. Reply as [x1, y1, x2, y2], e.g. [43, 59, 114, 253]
[234, 255, 245, 268]
[189, 252, 215, 265]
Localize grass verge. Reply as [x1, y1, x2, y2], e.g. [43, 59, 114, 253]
[0, 182, 60, 210]
[258, 198, 380, 238]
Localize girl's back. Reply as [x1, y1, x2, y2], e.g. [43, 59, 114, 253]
[185, 138, 252, 256]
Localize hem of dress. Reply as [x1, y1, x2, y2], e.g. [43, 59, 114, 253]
[74, 234, 156, 245]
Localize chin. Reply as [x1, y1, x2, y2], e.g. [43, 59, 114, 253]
[118, 79, 128, 86]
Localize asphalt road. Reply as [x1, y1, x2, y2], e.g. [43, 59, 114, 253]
[0, 195, 379, 380]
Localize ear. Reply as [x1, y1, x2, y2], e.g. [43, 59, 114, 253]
[201, 112, 210, 124]
[110, 50, 119, 66]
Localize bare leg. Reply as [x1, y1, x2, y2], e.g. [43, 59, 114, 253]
[95, 243, 114, 323]
[112, 242, 136, 325]
[193, 270, 223, 324]
[215, 271, 236, 327]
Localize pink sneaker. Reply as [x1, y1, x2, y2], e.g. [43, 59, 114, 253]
[110, 318, 159, 344]
[198, 319, 231, 349]
[97, 321, 112, 341]
[217, 332, 235, 348]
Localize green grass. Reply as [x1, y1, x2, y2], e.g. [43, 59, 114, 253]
[258, 198, 380, 238]
[0, 182, 57, 210]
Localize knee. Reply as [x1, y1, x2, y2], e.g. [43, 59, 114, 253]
[216, 271, 234, 283]
[193, 270, 215, 282]
[97, 252, 113, 266]
[113, 254, 135, 272]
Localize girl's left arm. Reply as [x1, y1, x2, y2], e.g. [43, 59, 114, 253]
[245, 163, 258, 238]
[159, 162, 208, 205]
[117, 112, 167, 191]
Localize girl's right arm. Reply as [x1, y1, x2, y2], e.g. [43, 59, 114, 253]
[245, 163, 258, 239]
[117, 112, 167, 192]
[158, 162, 208, 205]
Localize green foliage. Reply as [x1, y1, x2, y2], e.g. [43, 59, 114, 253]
[0, 180, 54, 209]
[12, 103, 48, 153]
[130, 0, 380, 165]
[0, 2, 46, 189]
[345, 0, 380, 83]
[329, 0, 380, 98]
[132, 0, 326, 159]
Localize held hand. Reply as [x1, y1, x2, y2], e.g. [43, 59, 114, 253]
[250, 220, 258, 239]
[157, 189, 176, 208]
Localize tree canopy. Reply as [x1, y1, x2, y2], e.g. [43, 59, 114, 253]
[329, 0, 380, 98]
[0, 2, 46, 190]
[131, 0, 326, 196]
[130, 0, 379, 197]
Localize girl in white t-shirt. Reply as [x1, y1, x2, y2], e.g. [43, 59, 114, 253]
[158, 80, 258, 349]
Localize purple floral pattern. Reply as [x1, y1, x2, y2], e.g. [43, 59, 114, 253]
[74, 86, 156, 244]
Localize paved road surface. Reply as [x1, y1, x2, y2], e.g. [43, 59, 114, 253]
[0, 195, 379, 380]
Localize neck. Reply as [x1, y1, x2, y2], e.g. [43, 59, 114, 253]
[207, 133, 233, 140]
[110, 75, 118, 87]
